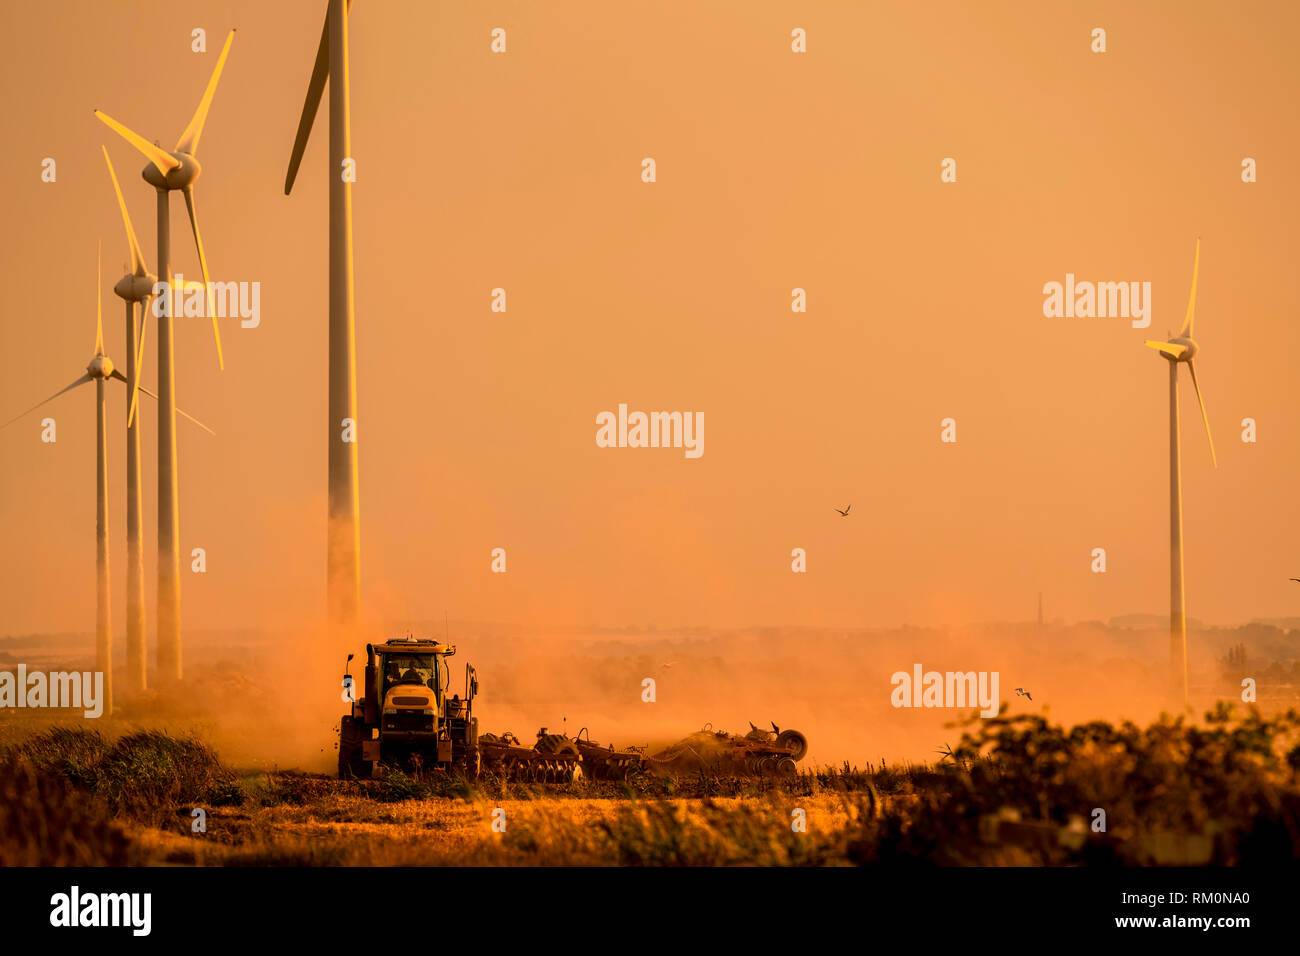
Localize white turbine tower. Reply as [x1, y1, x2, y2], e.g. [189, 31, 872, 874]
[93, 28, 234, 683]
[103, 146, 155, 697]
[284, 0, 362, 639]
[1145, 239, 1217, 707]
[0, 248, 212, 714]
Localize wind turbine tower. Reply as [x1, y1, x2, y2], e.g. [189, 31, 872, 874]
[1, 249, 119, 713]
[103, 146, 155, 696]
[1145, 239, 1217, 707]
[285, 0, 362, 638]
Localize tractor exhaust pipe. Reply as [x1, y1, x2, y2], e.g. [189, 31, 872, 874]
[364, 643, 378, 724]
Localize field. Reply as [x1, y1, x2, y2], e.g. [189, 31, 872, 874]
[4, 703, 1299, 866]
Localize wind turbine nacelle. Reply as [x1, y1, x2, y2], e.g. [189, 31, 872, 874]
[1169, 336, 1198, 361]
[87, 355, 114, 380]
[114, 273, 157, 302]
[142, 152, 201, 191]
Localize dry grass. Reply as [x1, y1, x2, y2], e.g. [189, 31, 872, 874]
[129, 791, 863, 866]
[0, 752, 132, 865]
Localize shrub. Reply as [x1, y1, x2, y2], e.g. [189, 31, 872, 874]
[849, 706, 1300, 865]
[3, 727, 243, 830]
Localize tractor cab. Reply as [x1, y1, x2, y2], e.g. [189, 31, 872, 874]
[338, 636, 480, 778]
[377, 638, 452, 702]
[370, 638, 453, 738]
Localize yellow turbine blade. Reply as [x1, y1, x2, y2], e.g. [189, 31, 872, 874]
[94, 110, 180, 175]
[182, 186, 224, 370]
[285, 9, 330, 194]
[112, 372, 214, 435]
[1179, 238, 1200, 338]
[1, 375, 92, 431]
[134, 382, 216, 435]
[1145, 340, 1186, 359]
[285, 0, 352, 195]
[1187, 360, 1217, 468]
[102, 146, 146, 275]
[175, 29, 236, 155]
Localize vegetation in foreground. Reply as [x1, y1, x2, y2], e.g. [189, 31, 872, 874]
[2, 706, 1298, 865]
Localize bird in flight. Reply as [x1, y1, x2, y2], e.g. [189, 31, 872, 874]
[1290, 578, 1300, 583]
[835, 505, 851, 517]
[661, 661, 678, 668]
[1016, 687, 1033, 701]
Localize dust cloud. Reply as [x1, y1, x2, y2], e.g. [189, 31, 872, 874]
[8, 609, 1260, 773]
[96, 616, 1190, 773]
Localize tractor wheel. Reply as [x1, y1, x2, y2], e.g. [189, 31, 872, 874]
[338, 716, 371, 780]
[775, 729, 808, 761]
[774, 757, 798, 776]
[456, 747, 481, 780]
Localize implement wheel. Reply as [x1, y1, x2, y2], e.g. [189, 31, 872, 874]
[775, 730, 808, 761]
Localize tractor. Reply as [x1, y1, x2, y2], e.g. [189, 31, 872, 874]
[338, 637, 480, 779]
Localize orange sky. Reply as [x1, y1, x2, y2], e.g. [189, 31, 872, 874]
[1, 0, 1298, 638]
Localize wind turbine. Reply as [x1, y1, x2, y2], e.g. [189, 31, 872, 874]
[103, 146, 155, 697]
[0, 249, 212, 714]
[1145, 239, 1217, 707]
[284, 0, 362, 637]
[93, 28, 234, 683]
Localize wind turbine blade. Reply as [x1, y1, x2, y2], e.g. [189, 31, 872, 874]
[95, 242, 104, 354]
[182, 185, 224, 371]
[1179, 238, 1200, 338]
[133, 383, 215, 435]
[1187, 360, 1217, 468]
[175, 29, 235, 155]
[102, 146, 146, 274]
[1145, 340, 1187, 359]
[285, 0, 351, 195]
[128, 298, 150, 427]
[1, 374, 93, 431]
[94, 110, 180, 175]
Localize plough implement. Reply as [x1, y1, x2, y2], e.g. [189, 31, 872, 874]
[338, 636, 808, 782]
